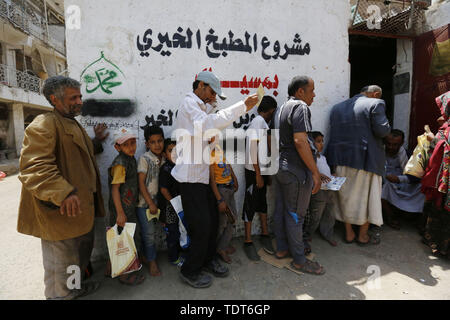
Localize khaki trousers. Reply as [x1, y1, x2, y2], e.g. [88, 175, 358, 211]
[41, 228, 94, 299]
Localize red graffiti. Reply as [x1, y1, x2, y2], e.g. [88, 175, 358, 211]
[196, 68, 279, 97]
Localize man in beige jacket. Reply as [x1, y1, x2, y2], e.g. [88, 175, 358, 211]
[17, 76, 108, 299]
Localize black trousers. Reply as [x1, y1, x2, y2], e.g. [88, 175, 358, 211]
[179, 183, 219, 277]
[165, 222, 181, 263]
[243, 169, 268, 221]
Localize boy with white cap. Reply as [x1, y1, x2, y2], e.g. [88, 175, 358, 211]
[106, 127, 145, 285]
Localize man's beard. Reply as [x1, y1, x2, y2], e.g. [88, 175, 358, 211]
[67, 104, 83, 118]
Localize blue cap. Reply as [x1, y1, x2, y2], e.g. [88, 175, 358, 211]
[196, 71, 226, 100]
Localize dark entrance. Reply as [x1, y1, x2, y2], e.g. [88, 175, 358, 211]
[349, 35, 397, 123]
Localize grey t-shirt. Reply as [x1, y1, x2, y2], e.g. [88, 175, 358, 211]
[274, 97, 314, 181]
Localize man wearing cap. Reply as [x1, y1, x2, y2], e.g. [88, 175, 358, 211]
[172, 71, 258, 288]
[17, 76, 108, 299]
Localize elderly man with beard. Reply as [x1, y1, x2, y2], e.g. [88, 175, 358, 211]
[17, 76, 108, 300]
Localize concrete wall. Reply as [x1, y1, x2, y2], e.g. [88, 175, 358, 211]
[425, 0, 450, 31]
[65, 0, 351, 257]
[393, 39, 414, 149]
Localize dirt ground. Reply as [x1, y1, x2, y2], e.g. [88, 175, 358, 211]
[1, 173, 449, 300]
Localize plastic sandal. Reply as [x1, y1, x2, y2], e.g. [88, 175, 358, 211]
[290, 260, 325, 275]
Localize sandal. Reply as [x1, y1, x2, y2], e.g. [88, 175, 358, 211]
[243, 243, 260, 261]
[344, 236, 355, 244]
[74, 281, 101, 299]
[386, 217, 401, 230]
[290, 260, 325, 275]
[275, 251, 290, 259]
[356, 234, 380, 246]
[118, 272, 145, 286]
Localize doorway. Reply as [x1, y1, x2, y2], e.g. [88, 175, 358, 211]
[349, 35, 397, 123]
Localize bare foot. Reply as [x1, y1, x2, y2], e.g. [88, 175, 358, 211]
[218, 249, 232, 264]
[225, 246, 236, 255]
[149, 260, 161, 276]
[327, 239, 338, 247]
[345, 231, 356, 243]
[357, 234, 370, 244]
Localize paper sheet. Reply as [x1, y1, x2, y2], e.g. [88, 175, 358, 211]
[323, 176, 347, 191]
[256, 84, 264, 107]
[146, 208, 160, 221]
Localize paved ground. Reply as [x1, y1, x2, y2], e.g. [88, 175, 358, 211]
[1, 173, 450, 300]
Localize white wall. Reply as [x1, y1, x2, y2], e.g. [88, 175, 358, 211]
[393, 39, 413, 148]
[425, 0, 450, 31]
[65, 0, 351, 256]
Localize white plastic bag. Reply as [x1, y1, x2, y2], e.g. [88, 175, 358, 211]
[404, 133, 431, 178]
[106, 223, 142, 278]
[170, 195, 190, 249]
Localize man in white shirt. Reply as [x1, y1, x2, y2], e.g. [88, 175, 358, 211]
[172, 71, 258, 288]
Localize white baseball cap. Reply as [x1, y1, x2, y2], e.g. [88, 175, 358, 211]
[113, 127, 137, 145]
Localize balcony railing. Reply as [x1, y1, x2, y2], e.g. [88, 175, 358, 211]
[0, 0, 65, 55]
[0, 63, 42, 93]
[349, 0, 430, 38]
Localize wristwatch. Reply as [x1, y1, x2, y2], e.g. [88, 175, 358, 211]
[217, 198, 224, 204]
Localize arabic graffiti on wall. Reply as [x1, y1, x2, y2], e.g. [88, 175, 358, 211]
[79, 117, 139, 130]
[80, 51, 125, 95]
[198, 67, 279, 97]
[195, 68, 278, 129]
[140, 108, 178, 130]
[80, 52, 134, 117]
[137, 27, 311, 60]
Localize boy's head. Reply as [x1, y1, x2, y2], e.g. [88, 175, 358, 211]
[114, 127, 137, 157]
[257, 95, 277, 123]
[144, 125, 164, 156]
[384, 129, 404, 157]
[309, 131, 324, 153]
[163, 138, 176, 163]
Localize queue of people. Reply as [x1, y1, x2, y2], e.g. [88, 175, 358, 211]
[16, 73, 450, 299]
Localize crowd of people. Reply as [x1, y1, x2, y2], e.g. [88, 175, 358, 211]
[16, 73, 450, 299]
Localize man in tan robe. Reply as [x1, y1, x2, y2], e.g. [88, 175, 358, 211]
[17, 76, 108, 299]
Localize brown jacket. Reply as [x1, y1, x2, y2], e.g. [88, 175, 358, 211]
[17, 110, 105, 241]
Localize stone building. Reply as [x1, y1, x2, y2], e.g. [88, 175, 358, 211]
[0, 0, 66, 173]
